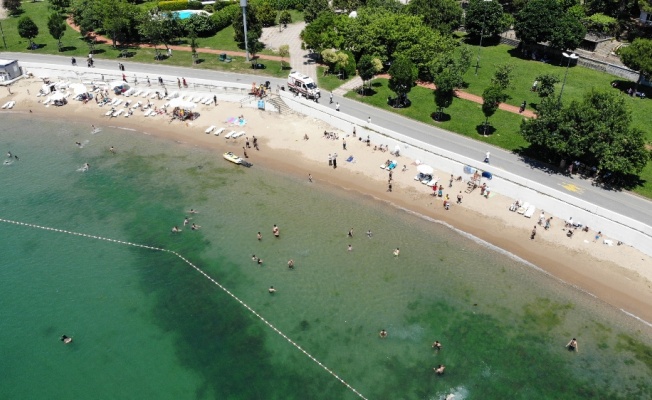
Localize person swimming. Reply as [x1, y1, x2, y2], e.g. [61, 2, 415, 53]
[432, 340, 442, 350]
[393, 248, 400, 257]
[566, 338, 579, 352]
[82, 163, 90, 171]
[191, 223, 200, 230]
[60, 335, 73, 344]
[171, 226, 181, 233]
[188, 209, 198, 214]
[273, 224, 280, 238]
[367, 230, 372, 238]
[348, 228, 353, 237]
[257, 232, 262, 240]
[257, 257, 263, 265]
[75, 142, 82, 147]
[268, 286, 276, 293]
[183, 217, 190, 226]
[288, 259, 294, 269]
[252, 254, 257, 261]
[434, 364, 445, 375]
[379, 329, 388, 338]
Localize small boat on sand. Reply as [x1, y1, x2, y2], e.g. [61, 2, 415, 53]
[223, 152, 243, 165]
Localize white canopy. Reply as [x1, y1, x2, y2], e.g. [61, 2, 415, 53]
[70, 83, 88, 95]
[169, 98, 196, 109]
[41, 83, 53, 94]
[417, 164, 434, 175]
[50, 92, 65, 101]
[109, 81, 129, 90]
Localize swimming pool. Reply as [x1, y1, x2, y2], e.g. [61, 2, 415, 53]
[175, 10, 210, 19]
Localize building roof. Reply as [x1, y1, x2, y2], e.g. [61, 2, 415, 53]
[0, 59, 18, 67]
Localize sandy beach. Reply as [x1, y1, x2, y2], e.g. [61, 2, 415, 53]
[2, 75, 652, 323]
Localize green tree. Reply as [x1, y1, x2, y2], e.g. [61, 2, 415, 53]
[3, 0, 22, 16]
[514, 0, 560, 48]
[256, 2, 277, 27]
[406, 0, 462, 33]
[464, 0, 508, 41]
[47, 12, 67, 51]
[430, 47, 472, 120]
[190, 32, 199, 64]
[139, 10, 181, 57]
[618, 38, 652, 95]
[491, 64, 513, 91]
[388, 55, 417, 98]
[70, 0, 104, 35]
[548, 13, 585, 52]
[534, 74, 560, 98]
[300, 11, 346, 54]
[332, 0, 362, 12]
[304, 0, 329, 23]
[481, 85, 507, 136]
[278, 44, 290, 69]
[233, 6, 263, 52]
[49, 0, 71, 13]
[279, 10, 292, 25]
[521, 90, 651, 179]
[18, 16, 39, 50]
[358, 54, 381, 94]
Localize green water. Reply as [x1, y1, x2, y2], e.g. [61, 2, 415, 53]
[1, 114, 651, 400]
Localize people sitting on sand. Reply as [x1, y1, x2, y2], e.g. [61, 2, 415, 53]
[434, 364, 445, 375]
[566, 338, 578, 352]
[61, 335, 73, 344]
[432, 340, 442, 350]
[379, 329, 388, 338]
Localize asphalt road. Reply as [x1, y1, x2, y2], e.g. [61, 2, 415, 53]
[3, 52, 651, 229]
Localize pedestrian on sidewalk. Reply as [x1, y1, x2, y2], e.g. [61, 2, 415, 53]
[484, 151, 490, 164]
[531, 226, 537, 240]
[519, 100, 526, 113]
[182, 78, 187, 88]
[367, 116, 371, 124]
[158, 76, 163, 85]
[343, 139, 347, 150]
[147, 76, 151, 86]
[177, 78, 181, 89]
[329, 92, 333, 104]
[335, 102, 340, 111]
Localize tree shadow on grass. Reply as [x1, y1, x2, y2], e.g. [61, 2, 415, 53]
[371, 81, 383, 88]
[475, 123, 496, 136]
[430, 112, 451, 122]
[60, 46, 77, 52]
[356, 88, 377, 96]
[195, 58, 205, 65]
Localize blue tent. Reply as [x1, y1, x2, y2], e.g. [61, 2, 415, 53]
[482, 171, 493, 180]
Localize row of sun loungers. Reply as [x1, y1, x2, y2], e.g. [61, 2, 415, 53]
[1, 101, 16, 109]
[203, 126, 245, 138]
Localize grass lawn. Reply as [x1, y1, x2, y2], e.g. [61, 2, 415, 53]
[346, 78, 529, 150]
[317, 66, 355, 92]
[0, 1, 283, 77]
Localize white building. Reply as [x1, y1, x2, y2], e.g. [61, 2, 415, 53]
[0, 59, 21, 82]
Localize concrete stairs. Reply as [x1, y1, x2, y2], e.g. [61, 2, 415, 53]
[267, 95, 294, 114]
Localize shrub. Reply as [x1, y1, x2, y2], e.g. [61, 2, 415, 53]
[211, 4, 240, 31]
[158, 0, 188, 11]
[213, 0, 238, 11]
[183, 13, 218, 37]
[203, 4, 214, 12]
[188, 0, 204, 9]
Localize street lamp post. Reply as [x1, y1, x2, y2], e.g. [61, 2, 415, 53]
[558, 52, 579, 104]
[474, 0, 492, 76]
[241, 0, 250, 62]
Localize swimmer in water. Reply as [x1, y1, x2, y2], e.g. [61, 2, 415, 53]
[191, 223, 200, 230]
[257, 257, 263, 265]
[566, 338, 579, 352]
[379, 329, 388, 338]
[273, 224, 280, 238]
[434, 364, 445, 375]
[82, 163, 90, 171]
[432, 340, 442, 350]
[252, 254, 257, 261]
[367, 230, 372, 238]
[393, 248, 400, 257]
[348, 244, 352, 252]
[257, 232, 262, 241]
[188, 209, 198, 214]
[183, 217, 190, 226]
[91, 125, 96, 133]
[75, 142, 82, 147]
[171, 226, 181, 233]
[109, 146, 116, 154]
[268, 286, 276, 293]
[348, 228, 353, 237]
[60, 335, 73, 344]
[288, 259, 294, 269]
[7, 151, 12, 158]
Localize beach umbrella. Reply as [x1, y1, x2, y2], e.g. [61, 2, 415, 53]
[417, 164, 434, 175]
[70, 83, 88, 95]
[50, 92, 65, 101]
[482, 171, 493, 180]
[169, 98, 196, 109]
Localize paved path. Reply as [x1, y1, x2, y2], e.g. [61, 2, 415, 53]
[3, 52, 651, 229]
[260, 22, 317, 80]
[66, 18, 283, 61]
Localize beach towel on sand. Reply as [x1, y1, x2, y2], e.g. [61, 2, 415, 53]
[346, 156, 354, 162]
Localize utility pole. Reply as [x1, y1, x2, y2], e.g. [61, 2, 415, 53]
[241, 0, 250, 62]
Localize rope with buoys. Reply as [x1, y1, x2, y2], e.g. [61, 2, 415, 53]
[0, 217, 369, 400]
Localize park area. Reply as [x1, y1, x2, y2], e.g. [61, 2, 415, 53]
[346, 43, 652, 198]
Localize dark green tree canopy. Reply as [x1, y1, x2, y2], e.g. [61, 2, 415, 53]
[4, 0, 22, 16]
[304, 0, 330, 23]
[47, 12, 67, 51]
[430, 47, 472, 119]
[464, 0, 509, 40]
[300, 11, 347, 53]
[491, 64, 514, 91]
[233, 6, 263, 51]
[358, 54, 377, 83]
[547, 13, 585, 51]
[521, 90, 650, 177]
[482, 85, 506, 120]
[18, 16, 39, 48]
[406, 0, 463, 33]
[514, 0, 560, 46]
[619, 38, 652, 90]
[533, 73, 560, 98]
[388, 55, 417, 97]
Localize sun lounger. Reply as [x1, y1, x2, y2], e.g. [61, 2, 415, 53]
[114, 99, 123, 106]
[6, 101, 15, 109]
[232, 131, 245, 139]
[105, 109, 114, 116]
[214, 127, 225, 136]
[205, 125, 216, 134]
[203, 98, 212, 105]
[517, 202, 530, 215]
[131, 101, 141, 110]
[141, 91, 150, 98]
[193, 97, 201, 103]
[1, 102, 9, 109]
[133, 90, 143, 97]
[225, 130, 236, 139]
[524, 205, 536, 218]
[112, 108, 124, 118]
[150, 93, 158, 99]
[426, 177, 439, 187]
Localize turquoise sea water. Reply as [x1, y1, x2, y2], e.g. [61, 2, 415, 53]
[1, 114, 651, 399]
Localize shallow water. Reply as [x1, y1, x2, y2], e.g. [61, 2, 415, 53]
[1, 114, 651, 399]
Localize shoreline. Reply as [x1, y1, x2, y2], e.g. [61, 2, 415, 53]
[3, 75, 652, 325]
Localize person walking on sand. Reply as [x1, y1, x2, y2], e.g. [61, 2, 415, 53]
[388, 183, 392, 192]
[308, 174, 313, 182]
[456, 191, 463, 204]
[343, 139, 346, 150]
[531, 225, 537, 240]
[449, 174, 454, 188]
[273, 224, 280, 238]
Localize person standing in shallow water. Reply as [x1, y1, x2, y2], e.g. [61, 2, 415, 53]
[273, 224, 280, 238]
